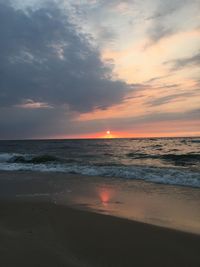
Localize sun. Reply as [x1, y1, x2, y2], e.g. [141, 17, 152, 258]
[103, 130, 115, 138]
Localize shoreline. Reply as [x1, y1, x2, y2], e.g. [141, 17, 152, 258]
[0, 200, 200, 267]
[0, 170, 200, 234]
[0, 169, 199, 189]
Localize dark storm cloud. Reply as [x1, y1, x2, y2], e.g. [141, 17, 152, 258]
[164, 51, 200, 71]
[0, 1, 131, 112]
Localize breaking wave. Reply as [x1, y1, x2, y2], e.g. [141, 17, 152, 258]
[0, 153, 61, 164]
[0, 152, 199, 188]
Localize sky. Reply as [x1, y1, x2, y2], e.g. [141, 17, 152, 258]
[0, 0, 200, 139]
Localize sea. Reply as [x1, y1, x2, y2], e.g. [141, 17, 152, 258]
[0, 137, 200, 188]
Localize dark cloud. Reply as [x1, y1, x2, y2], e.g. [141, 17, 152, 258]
[0, 1, 131, 112]
[0, 105, 75, 139]
[164, 51, 200, 71]
[0, 1, 136, 139]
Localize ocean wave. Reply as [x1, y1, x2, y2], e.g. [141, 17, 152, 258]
[1, 151, 200, 167]
[188, 139, 200, 143]
[162, 153, 200, 161]
[0, 153, 64, 164]
[127, 152, 158, 159]
[0, 153, 21, 163]
[0, 162, 199, 188]
[126, 152, 200, 165]
[9, 154, 59, 164]
[0, 152, 83, 166]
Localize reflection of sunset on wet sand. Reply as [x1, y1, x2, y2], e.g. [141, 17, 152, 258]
[50, 173, 200, 234]
[98, 186, 115, 206]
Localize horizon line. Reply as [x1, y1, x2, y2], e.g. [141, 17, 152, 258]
[0, 135, 199, 142]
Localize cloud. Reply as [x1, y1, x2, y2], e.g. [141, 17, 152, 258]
[164, 51, 200, 71]
[145, 92, 194, 107]
[15, 99, 52, 109]
[0, 106, 74, 139]
[147, 0, 187, 20]
[145, 75, 170, 83]
[0, 0, 135, 139]
[69, 108, 200, 136]
[147, 25, 173, 44]
[0, 1, 199, 139]
[146, 0, 197, 44]
[0, 1, 131, 113]
[64, 0, 136, 48]
[88, 0, 133, 9]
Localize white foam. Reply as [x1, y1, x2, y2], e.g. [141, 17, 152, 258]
[0, 152, 34, 163]
[0, 153, 19, 162]
[0, 162, 199, 188]
[0, 163, 65, 172]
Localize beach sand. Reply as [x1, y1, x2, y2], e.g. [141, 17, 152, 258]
[0, 200, 199, 267]
[1, 170, 200, 234]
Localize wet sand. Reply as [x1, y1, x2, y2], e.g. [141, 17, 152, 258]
[0, 171, 200, 234]
[0, 200, 200, 267]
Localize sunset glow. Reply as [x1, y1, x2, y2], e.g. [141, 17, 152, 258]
[1, 4, 200, 264]
[0, 0, 199, 140]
